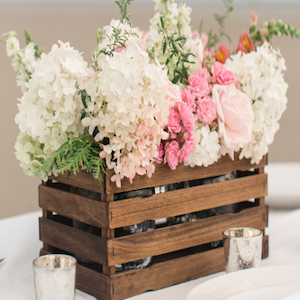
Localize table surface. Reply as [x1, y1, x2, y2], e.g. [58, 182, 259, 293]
[0, 162, 299, 300]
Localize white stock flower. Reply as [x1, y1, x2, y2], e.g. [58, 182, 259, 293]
[225, 42, 288, 164]
[185, 123, 223, 168]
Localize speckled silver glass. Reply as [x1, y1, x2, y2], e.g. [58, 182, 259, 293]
[33, 254, 77, 300]
[222, 227, 263, 273]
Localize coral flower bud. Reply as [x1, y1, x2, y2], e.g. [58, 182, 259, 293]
[215, 44, 231, 64]
[260, 27, 269, 38]
[250, 11, 257, 27]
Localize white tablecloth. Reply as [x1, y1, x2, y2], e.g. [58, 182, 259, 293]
[0, 162, 300, 299]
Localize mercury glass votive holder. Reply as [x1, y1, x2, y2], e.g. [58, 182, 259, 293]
[222, 227, 263, 273]
[33, 254, 77, 300]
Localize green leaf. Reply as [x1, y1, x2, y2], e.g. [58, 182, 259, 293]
[172, 74, 181, 84]
[175, 36, 187, 42]
[160, 16, 165, 30]
[182, 65, 188, 79]
[163, 40, 167, 54]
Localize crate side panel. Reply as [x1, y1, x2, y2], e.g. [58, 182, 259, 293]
[108, 173, 267, 228]
[49, 169, 105, 194]
[106, 155, 267, 194]
[39, 185, 108, 228]
[110, 234, 269, 300]
[111, 248, 223, 300]
[39, 217, 107, 265]
[107, 205, 268, 266]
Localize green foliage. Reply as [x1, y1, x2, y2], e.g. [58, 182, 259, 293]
[35, 135, 106, 182]
[160, 16, 195, 85]
[24, 30, 44, 58]
[92, 0, 138, 70]
[200, 0, 234, 49]
[250, 19, 300, 45]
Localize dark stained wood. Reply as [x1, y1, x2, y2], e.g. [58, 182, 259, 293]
[262, 235, 269, 259]
[49, 169, 105, 194]
[108, 174, 267, 228]
[39, 217, 107, 265]
[107, 205, 268, 266]
[106, 154, 267, 194]
[39, 185, 108, 228]
[110, 248, 224, 300]
[102, 193, 116, 276]
[42, 210, 53, 252]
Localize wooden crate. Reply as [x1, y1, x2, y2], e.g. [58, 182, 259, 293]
[38, 153, 268, 300]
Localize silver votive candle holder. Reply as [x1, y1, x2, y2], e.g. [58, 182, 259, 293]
[33, 254, 77, 300]
[222, 227, 263, 273]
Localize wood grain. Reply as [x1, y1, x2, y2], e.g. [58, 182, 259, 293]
[108, 173, 267, 228]
[107, 205, 268, 266]
[106, 154, 267, 194]
[39, 217, 107, 265]
[49, 169, 105, 195]
[39, 185, 108, 228]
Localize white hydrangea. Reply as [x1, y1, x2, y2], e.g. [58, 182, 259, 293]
[225, 42, 288, 164]
[5, 32, 36, 92]
[147, 0, 203, 80]
[14, 132, 49, 180]
[185, 122, 224, 168]
[82, 43, 179, 187]
[14, 41, 89, 170]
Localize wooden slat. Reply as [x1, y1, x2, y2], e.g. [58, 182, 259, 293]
[39, 185, 108, 228]
[110, 235, 269, 300]
[40, 248, 111, 300]
[108, 173, 267, 228]
[39, 217, 107, 265]
[106, 154, 267, 194]
[39, 233, 268, 300]
[106, 205, 268, 266]
[49, 169, 105, 194]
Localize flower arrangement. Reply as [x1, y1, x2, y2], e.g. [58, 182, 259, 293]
[2, 0, 299, 188]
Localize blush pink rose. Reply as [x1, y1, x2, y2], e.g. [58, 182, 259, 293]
[212, 84, 254, 159]
[197, 96, 217, 125]
[178, 102, 195, 133]
[211, 62, 236, 85]
[188, 68, 211, 99]
[165, 141, 180, 170]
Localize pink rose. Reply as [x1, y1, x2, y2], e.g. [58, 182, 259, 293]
[188, 68, 211, 99]
[168, 107, 181, 134]
[178, 102, 195, 133]
[181, 88, 196, 111]
[212, 84, 254, 159]
[211, 62, 236, 85]
[178, 132, 195, 163]
[197, 96, 217, 125]
[165, 141, 180, 170]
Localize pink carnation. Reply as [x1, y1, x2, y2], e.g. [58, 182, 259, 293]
[181, 88, 196, 111]
[178, 102, 195, 133]
[168, 107, 182, 134]
[188, 68, 211, 99]
[179, 132, 195, 163]
[211, 62, 236, 85]
[197, 96, 217, 125]
[165, 141, 180, 170]
[154, 143, 164, 164]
